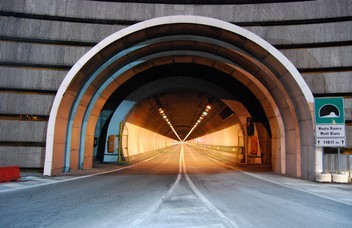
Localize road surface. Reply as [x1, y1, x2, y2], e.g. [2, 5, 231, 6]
[0, 144, 351, 227]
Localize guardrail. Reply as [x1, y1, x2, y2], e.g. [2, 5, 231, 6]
[191, 144, 244, 165]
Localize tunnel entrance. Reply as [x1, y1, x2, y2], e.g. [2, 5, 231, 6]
[44, 16, 315, 179]
[93, 64, 271, 165]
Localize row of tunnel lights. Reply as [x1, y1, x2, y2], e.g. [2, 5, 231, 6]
[158, 105, 212, 142]
[158, 108, 182, 142]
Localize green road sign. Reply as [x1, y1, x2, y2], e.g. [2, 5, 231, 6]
[314, 97, 345, 124]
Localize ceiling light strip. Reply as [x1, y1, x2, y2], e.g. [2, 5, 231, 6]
[159, 108, 182, 142]
[183, 105, 212, 142]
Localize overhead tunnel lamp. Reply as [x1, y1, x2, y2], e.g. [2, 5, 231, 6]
[158, 108, 182, 142]
[182, 105, 212, 142]
[158, 105, 212, 142]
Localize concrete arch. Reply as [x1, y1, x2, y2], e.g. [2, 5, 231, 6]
[44, 15, 314, 179]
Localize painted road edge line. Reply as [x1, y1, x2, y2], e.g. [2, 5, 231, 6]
[190, 146, 352, 207]
[0, 148, 173, 194]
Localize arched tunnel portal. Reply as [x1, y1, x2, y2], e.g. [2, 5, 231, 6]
[44, 16, 315, 179]
[95, 65, 270, 164]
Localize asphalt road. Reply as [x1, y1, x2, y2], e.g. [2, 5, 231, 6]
[0, 144, 351, 227]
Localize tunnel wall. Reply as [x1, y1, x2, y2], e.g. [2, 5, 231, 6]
[101, 100, 135, 162]
[124, 122, 175, 159]
[0, 0, 351, 174]
[189, 124, 261, 163]
[189, 125, 245, 163]
[192, 125, 244, 147]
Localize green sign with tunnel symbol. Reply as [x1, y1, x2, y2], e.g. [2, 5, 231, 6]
[314, 97, 345, 124]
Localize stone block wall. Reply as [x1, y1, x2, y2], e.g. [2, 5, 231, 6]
[0, 0, 351, 168]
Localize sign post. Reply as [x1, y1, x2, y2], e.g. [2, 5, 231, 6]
[314, 97, 345, 175]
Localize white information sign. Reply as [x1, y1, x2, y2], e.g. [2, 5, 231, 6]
[315, 138, 346, 147]
[315, 124, 345, 138]
[314, 97, 346, 148]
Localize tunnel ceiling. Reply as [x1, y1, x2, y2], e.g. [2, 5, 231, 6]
[103, 63, 269, 141]
[127, 89, 237, 141]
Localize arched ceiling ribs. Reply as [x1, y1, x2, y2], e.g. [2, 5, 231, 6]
[45, 16, 314, 178]
[62, 33, 295, 150]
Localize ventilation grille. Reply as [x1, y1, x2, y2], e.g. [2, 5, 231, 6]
[219, 106, 234, 120]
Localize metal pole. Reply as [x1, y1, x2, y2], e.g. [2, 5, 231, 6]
[321, 147, 325, 174]
[244, 133, 248, 164]
[337, 147, 341, 174]
[118, 122, 123, 162]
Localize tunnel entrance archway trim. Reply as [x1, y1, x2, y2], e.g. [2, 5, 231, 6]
[77, 52, 284, 168]
[45, 15, 314, 179]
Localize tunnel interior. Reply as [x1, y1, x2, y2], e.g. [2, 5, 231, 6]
[103, 63, 270, 138]
[94, 63, 272, 164]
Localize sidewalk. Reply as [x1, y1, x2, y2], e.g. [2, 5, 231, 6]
[0, 171, 74, 193]
[243, 171, 352, 206]
[0, 163, 128, 193]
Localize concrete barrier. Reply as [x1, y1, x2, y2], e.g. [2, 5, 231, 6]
[316, 173, 332, 183]
[0, 166, 21, 182]
[332, 173, 349, 183]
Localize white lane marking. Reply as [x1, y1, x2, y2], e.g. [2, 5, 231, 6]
[130, 146, 184, 225]
[0, 148, 172, 194]
[159, 206, 209, 215]
[169, 195, 197, 201]
[242, 171, 352, 207]
[188, 224, 226, 228]
[181, 145, 239, 228]
[191, 146, 352, 207]
[132, 145, 239, 227]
